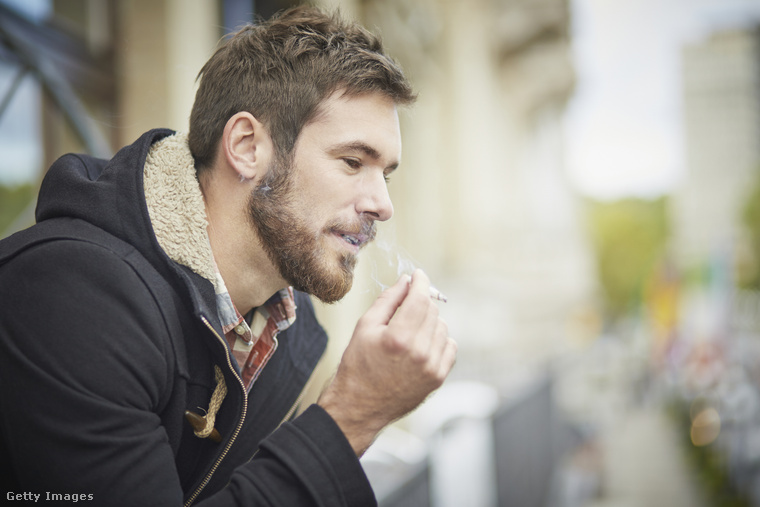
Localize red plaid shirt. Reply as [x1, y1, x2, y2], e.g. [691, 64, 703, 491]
[212, 264, 296, 393]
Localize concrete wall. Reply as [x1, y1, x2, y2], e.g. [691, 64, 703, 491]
[116, 0, 219, 146]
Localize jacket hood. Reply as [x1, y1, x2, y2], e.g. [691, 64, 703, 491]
[36, 129, 218, 291]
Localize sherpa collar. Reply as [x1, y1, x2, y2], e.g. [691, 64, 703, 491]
[142, 132, 218, 288]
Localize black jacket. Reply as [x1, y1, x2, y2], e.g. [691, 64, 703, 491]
[0, 129, 376, 506]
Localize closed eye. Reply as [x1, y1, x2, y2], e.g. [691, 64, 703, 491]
[342, 156, 394, 183]
[343, 158, 362, 170]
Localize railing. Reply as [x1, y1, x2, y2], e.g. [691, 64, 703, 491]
[363, 372, 581, 507]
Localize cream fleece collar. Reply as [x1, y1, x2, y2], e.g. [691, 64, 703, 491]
[143, 132, 218, 287]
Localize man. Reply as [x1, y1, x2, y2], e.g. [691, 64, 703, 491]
[0, 6, 456, 506]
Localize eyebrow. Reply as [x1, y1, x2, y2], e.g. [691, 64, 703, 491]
[328, 141, 399, 171]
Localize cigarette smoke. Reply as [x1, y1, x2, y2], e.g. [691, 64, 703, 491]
[368, 235, 427, 291]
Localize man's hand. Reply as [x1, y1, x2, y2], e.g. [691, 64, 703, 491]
[317, 269, 457, 456]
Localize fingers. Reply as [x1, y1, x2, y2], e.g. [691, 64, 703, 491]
[387, 269, 434, 330]
[424, 314, 448, 363]
[438, 337, 458, 380]
[359, 274, 411, 326]
[421, 313, 454, 378]
[414, 291, 442, 356]
[362, 270, 453, 375]
[389, 270, 453, 378]
[408, 268, 431, 298]
[360, 269, 433, 328]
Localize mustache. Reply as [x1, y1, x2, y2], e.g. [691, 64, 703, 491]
[327, 216, 377, 243]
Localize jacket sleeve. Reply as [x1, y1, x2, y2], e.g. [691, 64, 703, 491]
[199, 405, 376, 507]
[0, 239, 376, 506]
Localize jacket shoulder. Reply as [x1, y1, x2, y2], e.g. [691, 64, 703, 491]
[0, 218, 186, 373]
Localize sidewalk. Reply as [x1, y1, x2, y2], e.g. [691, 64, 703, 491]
[586, 405, 709, 507]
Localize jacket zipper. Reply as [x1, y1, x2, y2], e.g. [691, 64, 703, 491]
[184, 316, 248, 507]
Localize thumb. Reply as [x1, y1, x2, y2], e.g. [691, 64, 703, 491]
[361, 275, 411, 326]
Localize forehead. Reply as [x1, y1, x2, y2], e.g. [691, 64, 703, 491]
[297, 91, 402, 160]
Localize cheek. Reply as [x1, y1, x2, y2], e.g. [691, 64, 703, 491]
[292, 166, 359, 220]
[309, 183, 356, 216]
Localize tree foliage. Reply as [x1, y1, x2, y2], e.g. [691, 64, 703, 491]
[0, 184, 35, 238]
[585, 197, 670, 322]
[740, 166, 760, 290]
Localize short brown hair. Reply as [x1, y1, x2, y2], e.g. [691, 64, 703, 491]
[188, 5, 416, 173]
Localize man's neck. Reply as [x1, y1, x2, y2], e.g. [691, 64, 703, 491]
[202, 176, 287, 314]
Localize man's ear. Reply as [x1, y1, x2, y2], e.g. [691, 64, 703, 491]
[221, 111, 273, 181]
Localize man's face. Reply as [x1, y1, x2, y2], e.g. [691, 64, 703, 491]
[248, 91, 401, 303]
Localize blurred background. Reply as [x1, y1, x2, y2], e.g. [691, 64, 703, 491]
[2, 0, 760, 505]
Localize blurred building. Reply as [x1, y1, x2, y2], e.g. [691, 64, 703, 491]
[669, 25, 760, 346]
[672, 26, 760, 276]
[0, 0, 222, 165]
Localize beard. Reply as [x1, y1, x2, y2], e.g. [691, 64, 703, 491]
[246, 154, 376, 303]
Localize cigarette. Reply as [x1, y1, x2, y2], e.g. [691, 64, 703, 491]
[404, 277, 448, 302]
[429, 286, 448, 303]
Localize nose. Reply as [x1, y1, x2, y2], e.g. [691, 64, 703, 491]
[357, 171, 394, 222]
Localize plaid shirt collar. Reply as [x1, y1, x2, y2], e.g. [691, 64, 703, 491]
[211, 258, 297, 393]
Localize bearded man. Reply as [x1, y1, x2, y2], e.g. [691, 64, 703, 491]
[0, 6, 456, 506]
